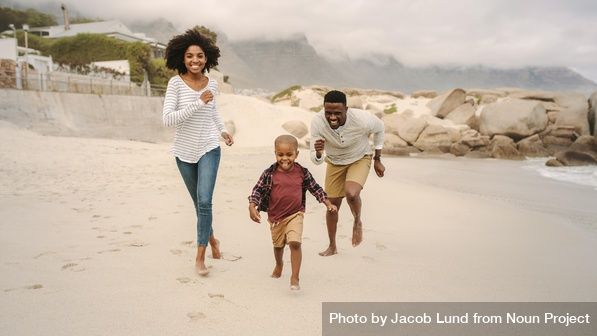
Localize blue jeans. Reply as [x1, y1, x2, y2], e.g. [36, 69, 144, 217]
[176, 147, 221, 246]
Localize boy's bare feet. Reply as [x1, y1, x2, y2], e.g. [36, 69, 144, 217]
[318, 246, 337, 256]
[271, 264, 283, 278]
[290, 277, 300, 290]
[352, 222, 363, 247]
[210, 239, 221, 259]
[195, 262, 209, 276]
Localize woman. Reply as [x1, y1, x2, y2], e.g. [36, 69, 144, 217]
[162, 29, 234, 276]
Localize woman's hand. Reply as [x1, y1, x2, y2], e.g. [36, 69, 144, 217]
[199, 90, 214, 104]
[221, 132, 234, 146]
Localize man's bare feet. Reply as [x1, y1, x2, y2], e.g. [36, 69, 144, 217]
[271, 264, 283, 278]
[210, 239, 221, 259]
[318, 246, 337, 256]
[352, 222, 363, 247]
[290, 277, 300, 290]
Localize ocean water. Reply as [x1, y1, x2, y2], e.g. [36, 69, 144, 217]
[523, 158, 597, 190]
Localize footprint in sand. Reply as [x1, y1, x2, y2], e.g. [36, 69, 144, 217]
[170, 249, 183, 255]
[221, 254, 242, 262]
[97, 248, 121, 254]
[122, 231, 132, 235]
[187, 312, 206, 321]
[128, 242, 146, 247]
[177, 277, 192, 284]
[61, 263, 86, 272]
[33, 251, 56, 259]
[375, 242, 387, 251]
[362, 256, 375, 262]
[96, 235, 105, 239]
[130, 224, 143, 229]
[181, 241, 194, 246]
[208, 293, 224, 298]
[4, 284, 43, 292]
[148, 216, 157, 221]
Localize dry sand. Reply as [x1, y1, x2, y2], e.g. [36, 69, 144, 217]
[1, 122, 596, 335]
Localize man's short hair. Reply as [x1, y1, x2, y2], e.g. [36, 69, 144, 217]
[324, 90, 347, 105]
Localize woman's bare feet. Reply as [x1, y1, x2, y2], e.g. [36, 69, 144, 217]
[271, 264, 283, 278]
[318, 245, 337, 256]
[290, 277, 300, 290]
[210, 238, 222, 259]
[196, 246, 209, 276]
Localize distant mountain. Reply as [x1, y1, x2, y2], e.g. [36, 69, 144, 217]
[126, 18, 179, 45]
[218, 34, 597, 93]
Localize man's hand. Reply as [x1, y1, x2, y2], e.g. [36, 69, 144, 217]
[221, 132, 234, 146]
[248, 203, 261, 223]
[314, 138, 326, 159]
[374, 160, 385, 177]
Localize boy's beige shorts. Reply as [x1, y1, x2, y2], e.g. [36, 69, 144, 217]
[268, 211, 304, 248]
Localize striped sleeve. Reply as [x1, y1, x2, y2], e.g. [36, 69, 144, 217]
[210, 81, 226, 133]
[162, 77, 205, 127]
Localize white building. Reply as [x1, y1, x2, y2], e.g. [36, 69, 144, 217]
[29, 20, 166, 58]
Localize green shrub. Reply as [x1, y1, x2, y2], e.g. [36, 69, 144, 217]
[384, 103, 397, 114]
[271, 85, 301, 103]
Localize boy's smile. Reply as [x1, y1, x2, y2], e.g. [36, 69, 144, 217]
[275, 142, 299, 172]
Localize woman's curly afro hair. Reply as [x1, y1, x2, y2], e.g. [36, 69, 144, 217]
[165, 29, 221, 74]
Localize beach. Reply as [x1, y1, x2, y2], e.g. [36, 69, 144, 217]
[1, 123, 596, 335]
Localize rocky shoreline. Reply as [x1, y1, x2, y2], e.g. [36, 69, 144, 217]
[272, 86, 597, 166]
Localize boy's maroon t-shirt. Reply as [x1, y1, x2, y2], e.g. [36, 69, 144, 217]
[268, 165, 304, 223]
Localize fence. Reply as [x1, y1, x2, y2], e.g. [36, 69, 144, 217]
[0, 66, 166, 97]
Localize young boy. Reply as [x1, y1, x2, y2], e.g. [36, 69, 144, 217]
[248, 134, 337, 290]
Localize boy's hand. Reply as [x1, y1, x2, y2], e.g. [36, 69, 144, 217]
[248, 204, 261, 223]
[324, 200, 337, 213]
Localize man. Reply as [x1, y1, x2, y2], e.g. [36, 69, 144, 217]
[310, 90, 385, 256]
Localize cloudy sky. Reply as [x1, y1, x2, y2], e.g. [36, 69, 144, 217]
[13, 0, 597, 82]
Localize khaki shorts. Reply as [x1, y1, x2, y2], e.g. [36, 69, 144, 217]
[268, 212, 304, 248]
[325, 155, 372, 198]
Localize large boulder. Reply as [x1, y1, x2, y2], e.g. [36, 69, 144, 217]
[414, 124, 454, 152]
[347, 96, 364, 109]
[383, 112, 428, 144]
[489, 135, 525, 160]
[569, 135, 597, 153]
[479, 98, 548, 140]
[282, 120, 308, 139]
[553, 93, 590, 136]
[459, 129, 490, 148]
[445, 102, 477, 128]
[516, 134, 549, 157]
[427, 88, 466, 118]
[411, 90, 437, 99]
[509, 90, 558, 101]
[552, 150, 597, 166]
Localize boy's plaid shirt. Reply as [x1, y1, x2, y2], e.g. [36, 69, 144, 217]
[248, 162, 327, 212]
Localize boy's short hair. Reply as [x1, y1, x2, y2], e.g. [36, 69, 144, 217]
[324, 90, 347, 105]
[275, 134, 298, 150]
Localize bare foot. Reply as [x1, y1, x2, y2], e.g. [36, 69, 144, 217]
[271, 264, 283, 278]
[195, 262, 209, 276]
[352, 222, 363, 247]
[210, 239, 221, 259]
[290, 277, 300, 290]
[318, 246, 337, 256]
